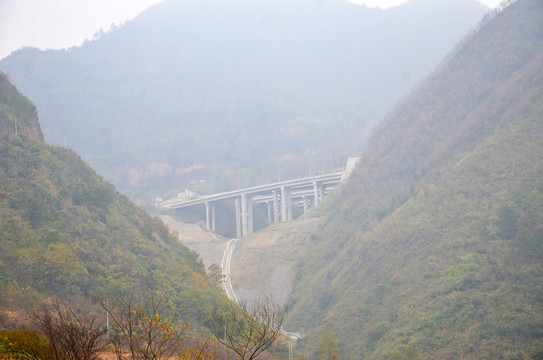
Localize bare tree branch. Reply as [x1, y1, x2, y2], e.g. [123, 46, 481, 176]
[32, 302, 107, 360]
[212, 297, 286, 360]
[99, 291, 189, 360]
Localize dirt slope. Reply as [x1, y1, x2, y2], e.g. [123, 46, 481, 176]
[229, 217, 321, 307]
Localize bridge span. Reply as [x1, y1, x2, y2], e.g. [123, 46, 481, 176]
[158, 157, 359, 238]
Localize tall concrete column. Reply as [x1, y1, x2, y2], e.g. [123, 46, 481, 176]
[272, 190, 279, 223]
[320, 185, 326, 205]
[281, 186, 287, 221]
[302, 195, 308, 214]
[313, 181, 321, 207]
[286, 187, 292, 221]
[235, 197, 241, 239]
[241, 193, 248, 237]
[205, 201, 211, 231]
[267, 201, 272, 225]
[248, 196, 253, 235]
[211, 202, 216, 231]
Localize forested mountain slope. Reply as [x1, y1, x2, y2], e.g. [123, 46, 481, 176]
[0, 0, 487, 204]
[287, 0, 543, 358]
[0, 74, 43, 142]
[0, 72, 221, 329]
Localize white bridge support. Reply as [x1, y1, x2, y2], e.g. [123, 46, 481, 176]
[159, 157, 361, 238]
[266, 201, 272, 225]
[222, 183, 322, 237]
[281, 187, 287, 221]
[313, 181, 323, 207]
[273, 190, 279, 223]
[205, 201, 216, 231]
[235, 198, 241, 239]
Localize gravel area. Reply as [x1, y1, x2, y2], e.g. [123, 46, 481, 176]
[160, 214, 321, 308]
[230, 217, 321, 307]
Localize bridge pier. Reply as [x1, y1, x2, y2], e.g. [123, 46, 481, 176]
[302, 195, 308, 214]
[313, 181, 320, 207]
[205, 201, 216, 231]
[281, 187, 287, 221]
[286, 188, 292, 221]
[320, 185, 325, 206]
[266, 201, 272, 225]
[240, 194, 254, 237]
[235, 198, 241, 239]
[241, 194, 248, 237]
[248, 196, 253, 235]
[280, 186, 293, 222]
[212, 203, 215, 231]
[273, 190, 279, 223]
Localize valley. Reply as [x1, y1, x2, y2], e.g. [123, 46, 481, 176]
[160, 213, 321, 308]
[1, 0, 543, 359]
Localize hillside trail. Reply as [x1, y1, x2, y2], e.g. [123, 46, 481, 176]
[160, 214, 321, 307]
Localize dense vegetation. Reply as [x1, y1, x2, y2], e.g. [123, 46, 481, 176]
[0, 73, 43, 142]
[0, 0, 487, 204]
[286, 0, 543, 358]
[0, 73, 222, 331]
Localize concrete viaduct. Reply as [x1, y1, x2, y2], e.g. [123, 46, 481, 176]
[158, 157, 359, 238]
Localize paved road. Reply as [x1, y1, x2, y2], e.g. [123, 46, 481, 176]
[221, 238, 239, 303]
[220, 237, 303, 343]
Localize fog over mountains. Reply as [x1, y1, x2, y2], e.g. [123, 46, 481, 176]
[0, 0, 488, 203]
[3, 0, 543, 358]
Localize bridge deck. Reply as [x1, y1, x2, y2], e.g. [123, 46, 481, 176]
[159, 171, 344, 209]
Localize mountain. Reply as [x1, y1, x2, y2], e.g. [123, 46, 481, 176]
[0, 72, 221, 330]
[0, 0, 488, 204]
[0, 74, 43, 142]
[284, 0, 543, 358]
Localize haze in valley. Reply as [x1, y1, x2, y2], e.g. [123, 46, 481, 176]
[1, 0, 542, 359]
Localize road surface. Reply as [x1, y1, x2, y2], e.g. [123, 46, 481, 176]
[220, 237, 303, 343]
[221, 238, 239, 303]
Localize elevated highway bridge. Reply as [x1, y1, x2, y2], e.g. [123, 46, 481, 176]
[158, 157, 359, 238]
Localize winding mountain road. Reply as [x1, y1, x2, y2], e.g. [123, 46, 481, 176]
[221, 238, 239, 303]
[220, 237, 304, 343]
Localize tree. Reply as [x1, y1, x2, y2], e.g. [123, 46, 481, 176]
[317, 332, 340, 360]
[212, 297, 286, 360]
[0, 329, 53, 360]
[32, 302, 107, 360]
[390, 346, 419, 360]
[100, 291, 189, 360]
[498, 205, 518, 239]
[208, 264, 225, 289]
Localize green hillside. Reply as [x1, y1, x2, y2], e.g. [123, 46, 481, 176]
[0, 72, 221, 329]
[0, 73, 43, 142]
[287, 0, 543, 358]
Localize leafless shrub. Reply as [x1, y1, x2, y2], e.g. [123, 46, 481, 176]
[212, 297, 286, 360]
[32, 302, 107, 360]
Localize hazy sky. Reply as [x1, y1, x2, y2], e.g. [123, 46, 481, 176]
[0, 0, 501, 61]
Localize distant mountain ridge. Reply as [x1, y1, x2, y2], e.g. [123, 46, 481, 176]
[284, 0, 543, 358]
[0, 0, 488, 204]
